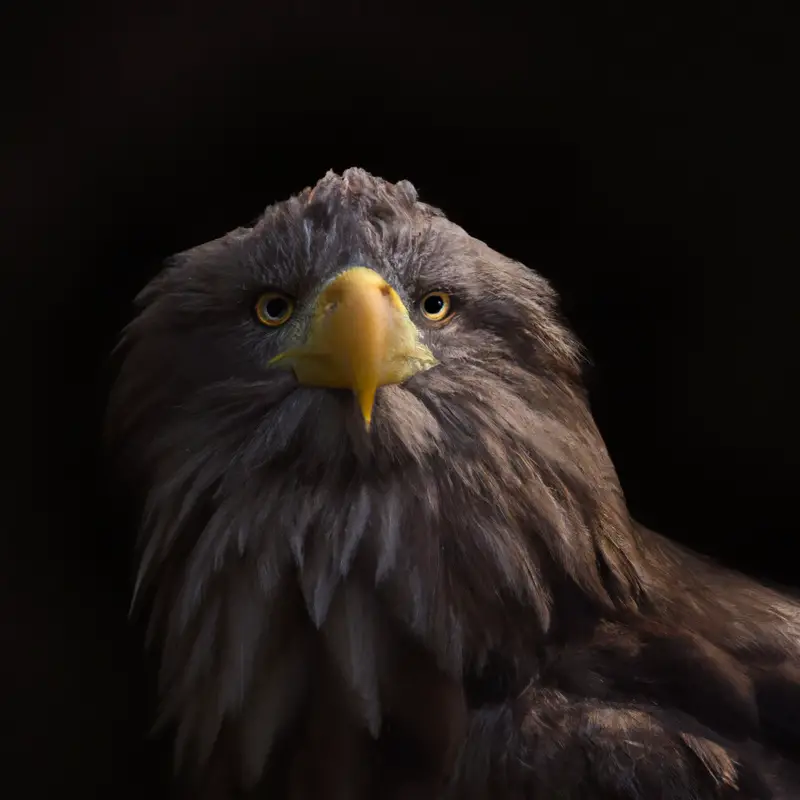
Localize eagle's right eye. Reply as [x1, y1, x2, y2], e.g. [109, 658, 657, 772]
[420, 291, 453, 323]
[256, 292, 294, 327]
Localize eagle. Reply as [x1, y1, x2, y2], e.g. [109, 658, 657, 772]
[107, 168, 800, 799]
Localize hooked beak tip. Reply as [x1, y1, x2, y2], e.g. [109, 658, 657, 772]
[356, 387, 376, 430]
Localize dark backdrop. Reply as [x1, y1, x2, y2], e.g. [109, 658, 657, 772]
[4, 2, 797, 796]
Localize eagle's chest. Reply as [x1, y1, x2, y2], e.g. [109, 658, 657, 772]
[173, 560, 468, 798]
[154, 479, 534, 797]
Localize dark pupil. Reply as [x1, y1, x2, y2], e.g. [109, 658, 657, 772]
[423, 294, 445, 315]
[265, 297, 288, 319]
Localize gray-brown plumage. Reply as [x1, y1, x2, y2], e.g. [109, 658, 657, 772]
[107, 168, 800, 799]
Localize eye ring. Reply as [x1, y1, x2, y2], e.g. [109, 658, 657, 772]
[255, 292, 294, 327]
[420, 291, 453, 323]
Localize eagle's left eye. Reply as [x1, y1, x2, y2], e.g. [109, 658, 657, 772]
[255, 292, 294, 327]
[420, 291, 453, 322]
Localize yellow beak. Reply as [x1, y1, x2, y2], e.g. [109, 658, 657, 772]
[270, 267, 437, 428]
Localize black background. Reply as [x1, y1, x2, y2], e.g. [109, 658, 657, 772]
[4, 2, 798, 795]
